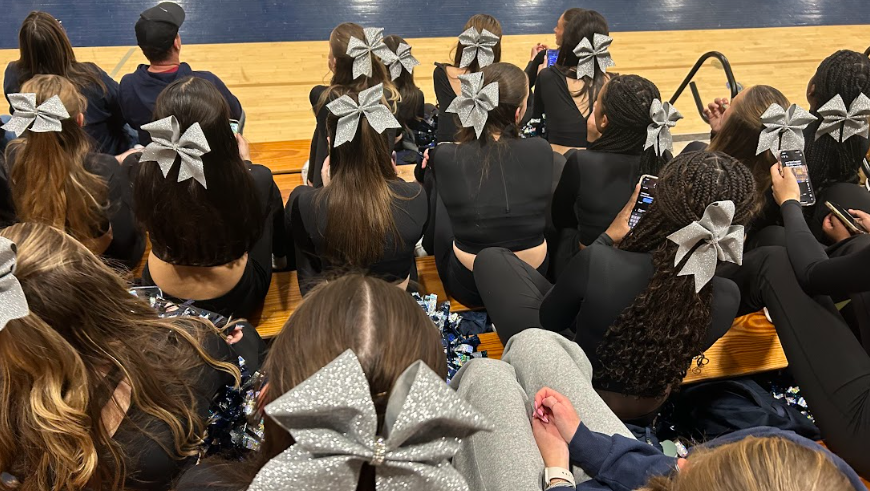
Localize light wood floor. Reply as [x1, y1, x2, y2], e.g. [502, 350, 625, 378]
[1, 25, 868, 144]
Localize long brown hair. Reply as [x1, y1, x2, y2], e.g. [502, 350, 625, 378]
[318, 94, 403, 268]
[0, 222, 239, 490]
[6, 74, 109, 252]
[383, 34, 423, 129]
[456, 62, 528, 145]
[451, 14, 503, 73]
[708, 85, 789, 195]
[642, 436, 854, 491]
[554, 9, 610, 109]
[15, 11, 106, 93]
[596, 152, 757, 398]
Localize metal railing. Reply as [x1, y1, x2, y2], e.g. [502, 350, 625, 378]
[864, 46, 870, 57]
[669, 51, 740, 123]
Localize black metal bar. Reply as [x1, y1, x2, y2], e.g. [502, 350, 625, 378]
[864, 46, 870, 57]
[669, 51, 739, 123]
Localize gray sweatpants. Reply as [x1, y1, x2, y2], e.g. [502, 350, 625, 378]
[450, 329, 632, 491]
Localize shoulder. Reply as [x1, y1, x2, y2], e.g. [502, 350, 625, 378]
[309, 85, 328, 101]
[4, 61, 18, 79]
[514, 136, 553, 153]
[390, 179, 424, 198]
[537, 66, 561, 83]
[289, 184, 316, 208]
[246, 162, 273, 183]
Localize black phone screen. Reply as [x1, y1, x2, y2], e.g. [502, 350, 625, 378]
[629, 176, 658, 229]
[780, 150, 816, 206]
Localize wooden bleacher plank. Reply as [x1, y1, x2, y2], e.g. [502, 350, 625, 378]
[250, 140, 310, 174]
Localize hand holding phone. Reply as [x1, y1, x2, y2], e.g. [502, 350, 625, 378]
[769, 162, 801, 206]
[825, 201, 867, 234]
[629, 175, 658, 229]
[546, 49, 560, 67]
[778, 150, 816, 206]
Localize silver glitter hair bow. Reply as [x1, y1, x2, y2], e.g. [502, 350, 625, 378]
[246, 350, 493, 491]
[1, 93, 70, 137]
[573, 33, 615, 80]
[347, 27, 399, 80]
[327, 83, 402, 147]
[645, 99, 683, 156]
[815, 93, 870, 143]
[389, 42, 420, 81]
[458, 27, 500, 69]
[445, 72, 499, 139]
[667, 201, 745, 293]
[755, 103, 817, 156]
[140, 115, 212, 189]
[0, 237, 29, 332]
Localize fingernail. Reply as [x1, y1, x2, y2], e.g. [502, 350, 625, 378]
[543, 416, 550, 423]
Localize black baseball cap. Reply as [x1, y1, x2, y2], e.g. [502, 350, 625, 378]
[135, 2, 186, 51]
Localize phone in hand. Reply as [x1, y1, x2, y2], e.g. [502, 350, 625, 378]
[546, 49, 559, 67]
[779, 150, 815, 206]
[229, 119, 240, 135]
[825, 201, 866, 234]
[629, 175, 658, 229]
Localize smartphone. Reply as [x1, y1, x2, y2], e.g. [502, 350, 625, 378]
[629, 175, 658, 229]
[825, 201, 866, 234]
[546, 49, 559, 67]
[229, 119, 240, 134]
[779, 150, 816, 206]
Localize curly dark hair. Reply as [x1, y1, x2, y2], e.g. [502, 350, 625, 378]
[588, 75, 669, 177]
[594, 151, 758, 398]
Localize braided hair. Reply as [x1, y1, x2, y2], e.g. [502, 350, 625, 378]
[588, 75, 669, 177]
[804, 50, 870, 191]
[595, 152, 758, 398]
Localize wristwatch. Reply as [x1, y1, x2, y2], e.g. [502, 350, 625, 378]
[544, 467, 575, 489]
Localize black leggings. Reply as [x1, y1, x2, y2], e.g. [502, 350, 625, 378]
[720, 247, 870, 476]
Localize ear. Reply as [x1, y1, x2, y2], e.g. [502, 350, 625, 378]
[174, 35, 182, 51]
[75, 113, 85, 127]
[598, 113, 609, 132]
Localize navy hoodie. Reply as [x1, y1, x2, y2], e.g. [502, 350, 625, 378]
[119, 62, 242, 144]
[550, 423, 868, 490]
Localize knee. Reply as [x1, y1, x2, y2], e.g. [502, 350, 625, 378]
[451, 358, 519, 393]
[473, 247, 515, 276]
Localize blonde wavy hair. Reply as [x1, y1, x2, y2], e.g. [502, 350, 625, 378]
[0, 222, 239, 490]
[642, 436, 854, 491]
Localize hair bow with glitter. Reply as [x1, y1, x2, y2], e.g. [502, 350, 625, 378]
[1, 93, 70, 137]
[573, 33, 615, 80]
[445, 72, 499, 139]
[815, 93, 870, 143]
[388, 42, 420, 81]
[755, 103, 817, 156]
[0, 237, 30, 332]
[246, 349, 492, 491]
[645, 99, 683, 156]
[346, 27, 399, 80]
[140, 115, 212, 189]
[667, 201, 744, 293]
[458, 27, 500, 69]
[327, 83, 402, 147]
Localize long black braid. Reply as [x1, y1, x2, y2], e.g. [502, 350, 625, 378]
[805, 50, 870, 191]
[595, 152, 758, 398]
[589, 75, 669, 177]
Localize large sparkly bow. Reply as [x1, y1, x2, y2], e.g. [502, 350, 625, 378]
[1, 93, 70, 137]
[140, 116, 211, 189]
[389, 42, 420, 81]
[573, 33, 615, 80]
[327, 84, 402, 147]
[0, 237, 29, 332]
[668, 201, 745, 293]
[445, 72, 499, 139]
[347, 27, 399, 80]
[755, 103, 817, 156]
[246, 350, 492, 491]
[458, 27, 500, 69]
[645, 99, 683, 156]
[815, 93, 870, 143]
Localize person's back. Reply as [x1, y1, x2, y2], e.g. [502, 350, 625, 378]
[120, 2, 242, 144]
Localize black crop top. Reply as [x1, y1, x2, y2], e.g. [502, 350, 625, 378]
[430, 137, 554, 253]
[288, 180, 428, 295]
[551, 150, 642, 246]
[532, 67, 589, 148]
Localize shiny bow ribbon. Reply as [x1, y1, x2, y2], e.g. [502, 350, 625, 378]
[815, 93, 870, 143]
[445, 72, 499, 139]
[246, 350, 492, 491]
[140, 116, 212, 189]
[458, 27, 500, 69]
[667, 201, 745, 293]
[645, 99, 683, 156]
[388, 42, 420, 81]
[326, 83, 402, 147]
[347, 27, 399, 80]
[573, 33, 615, 80]
[755, 103, 817, 156]
[0, 237, 29, 332]
[1, 93, 70, 137]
